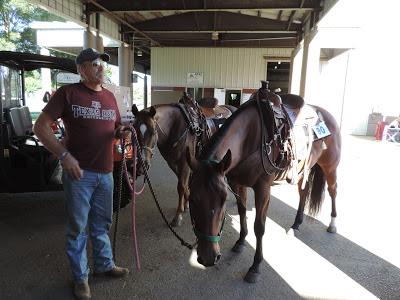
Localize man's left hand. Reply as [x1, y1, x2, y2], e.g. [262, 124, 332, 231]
[116, 125, 132, 139]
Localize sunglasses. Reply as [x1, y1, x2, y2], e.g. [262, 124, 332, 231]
[91, 59, 105, 67]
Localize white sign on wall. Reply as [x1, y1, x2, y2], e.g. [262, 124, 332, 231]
[186, 72, 203, 86]
[214, 88, 226, 105]
[56, 72, 80, 84]
[103, 83, 132, 118]
[242, 93, 252, 103]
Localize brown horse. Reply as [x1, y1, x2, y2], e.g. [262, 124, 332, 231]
[131, 100, 236, 226]
[186, 94, 341, 283]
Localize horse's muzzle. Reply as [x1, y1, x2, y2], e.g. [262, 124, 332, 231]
[196, 242, 221, 267]
[197, 253, 221, 267]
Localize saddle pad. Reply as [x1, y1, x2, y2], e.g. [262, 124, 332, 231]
[284, 104, 319, 160]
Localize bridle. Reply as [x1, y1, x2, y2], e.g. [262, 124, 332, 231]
[141, 145, 156, 157]
[190, 208, 226, 243]
[189, 159, 227, 243]
[136, 120, 158, 166]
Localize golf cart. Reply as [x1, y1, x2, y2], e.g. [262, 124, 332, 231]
[0, 51, 132, 210]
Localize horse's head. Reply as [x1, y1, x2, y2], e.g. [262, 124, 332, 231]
[186, 148, 232, 267]
[132, 104, 157, 176]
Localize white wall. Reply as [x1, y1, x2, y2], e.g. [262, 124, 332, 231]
[151, 47, 292, 89]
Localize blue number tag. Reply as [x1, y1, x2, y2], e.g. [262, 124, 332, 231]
[312, 122, 331, 139]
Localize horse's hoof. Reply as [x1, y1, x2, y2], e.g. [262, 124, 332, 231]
[327, 225, 337, 233]
[170, 215, 183, 227]
[231, 243, 245, 253]
[244, 270, 259, 283]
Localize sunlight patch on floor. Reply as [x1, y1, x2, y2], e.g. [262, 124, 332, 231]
[188, 248, 206, 270]
[270, 136, 400, 270]
[229, 208, 378, 300]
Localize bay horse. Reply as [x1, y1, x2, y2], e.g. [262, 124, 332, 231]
[131, 98, 236, 226]
[186, 92, 341, 283]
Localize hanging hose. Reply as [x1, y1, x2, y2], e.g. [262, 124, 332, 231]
[123, 141, 141, 271]
[112, 131, 142, 271]
[113, 126, 197, 273]
[129, 128, 196, 250]
[112, 138, 126, 262]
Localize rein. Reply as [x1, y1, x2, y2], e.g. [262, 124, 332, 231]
[113, 135, 141, 271]
[156, 120, 189, 150]
[130, 126, 197, 250]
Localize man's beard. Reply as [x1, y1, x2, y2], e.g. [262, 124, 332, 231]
[94, 72, 104, 83]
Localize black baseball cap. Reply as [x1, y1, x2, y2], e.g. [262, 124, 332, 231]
[75, 48, 110, 65]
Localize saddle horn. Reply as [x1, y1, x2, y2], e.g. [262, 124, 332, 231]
[260, 80, 270, 91]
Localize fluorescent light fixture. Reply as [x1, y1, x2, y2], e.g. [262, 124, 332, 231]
[211, 31, 219, 40]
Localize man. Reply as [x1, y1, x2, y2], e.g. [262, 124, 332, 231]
[33, 48, 129, 300]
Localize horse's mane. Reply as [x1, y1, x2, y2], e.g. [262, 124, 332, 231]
[199, 100, 256, 160]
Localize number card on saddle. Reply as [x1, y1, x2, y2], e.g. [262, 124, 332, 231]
[252, 86, 293, 175]
[176, 93, 208, 157]
[280, 94, 332, 185]
[283, 95, 331, 159]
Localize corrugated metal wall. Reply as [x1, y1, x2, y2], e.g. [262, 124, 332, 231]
[32, 0, 120, 41]
[151, 47, 292, 89]
[88, 14, 120, 41]
[33, 0, 84, 24]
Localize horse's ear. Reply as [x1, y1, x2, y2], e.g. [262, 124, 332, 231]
[186, 147, 199, 171]
[149, 106, 156, 118]
[132, 104, 139, 116]
[218, 149, 232, 174]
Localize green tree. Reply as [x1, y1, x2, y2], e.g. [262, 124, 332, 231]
[1, 0, 64, 92]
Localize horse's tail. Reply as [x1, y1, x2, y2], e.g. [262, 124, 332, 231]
[306, 163, 326, 216]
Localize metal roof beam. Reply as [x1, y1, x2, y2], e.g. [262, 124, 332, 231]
[287, 0, 305, 31]
[134, 30, 298, 34]
[85, 0, 161, 46]
[107, 8, 316, 14]
[88, 0, 320, 12]
[123, 11, 301, 32]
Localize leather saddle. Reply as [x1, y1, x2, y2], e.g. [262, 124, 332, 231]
[197, 97, 232, 135]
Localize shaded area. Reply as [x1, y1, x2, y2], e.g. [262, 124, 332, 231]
[1, 146, 399, 299]
[0, 154, 299, 299]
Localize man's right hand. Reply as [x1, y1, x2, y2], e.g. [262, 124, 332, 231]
[61, 153, 83, 180]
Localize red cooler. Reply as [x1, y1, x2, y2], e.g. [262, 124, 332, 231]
[375, 121, 387, 140]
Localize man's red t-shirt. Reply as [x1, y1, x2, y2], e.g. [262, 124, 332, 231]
[43, 82, 121, 173]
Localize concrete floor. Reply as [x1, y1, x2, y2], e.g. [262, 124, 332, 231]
[0, 134, 399, 300]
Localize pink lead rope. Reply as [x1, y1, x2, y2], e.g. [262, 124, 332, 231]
[122, 129, 142, 271]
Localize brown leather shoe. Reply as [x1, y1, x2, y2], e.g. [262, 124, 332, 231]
[73, 279, 91, 300]
[96, 266, 129, 278]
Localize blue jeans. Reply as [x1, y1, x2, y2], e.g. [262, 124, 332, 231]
[62, 170, 115, 283]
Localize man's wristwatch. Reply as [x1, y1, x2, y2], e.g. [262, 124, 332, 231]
[59, 150, 70, 161]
